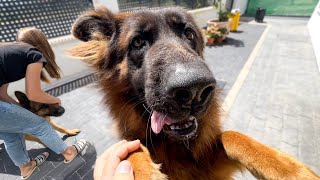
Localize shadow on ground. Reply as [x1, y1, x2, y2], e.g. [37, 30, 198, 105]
[207, 37, 245, 48]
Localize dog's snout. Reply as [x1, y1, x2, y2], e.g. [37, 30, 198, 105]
[57, 107, 65, 114]
[166, 62, 215, 106]
[52, 106, 65, 117]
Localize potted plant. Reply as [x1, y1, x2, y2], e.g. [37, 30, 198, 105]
[218, 27, 227, 42]
[207, 36, 215, 45]
[216, 34, 223, 44]
[207, 0, 231, 39]
[205, 25, 218, 45]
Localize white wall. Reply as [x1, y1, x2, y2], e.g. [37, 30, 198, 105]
[232, 0, 248, 15]
[92, 0, 119, 12]
[308, 0, 320, 72]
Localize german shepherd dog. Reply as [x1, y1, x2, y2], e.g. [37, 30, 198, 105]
[71, 7, 319, 179]
[15, 91, 80, 144]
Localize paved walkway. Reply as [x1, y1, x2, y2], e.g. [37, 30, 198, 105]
[1, 17, 319, 179]
[0, 86, 118, 180]
[225, 17, 320, 178]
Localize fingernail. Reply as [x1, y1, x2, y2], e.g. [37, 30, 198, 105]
[129, 139, 140, 144]
[115, 160, 132, 174]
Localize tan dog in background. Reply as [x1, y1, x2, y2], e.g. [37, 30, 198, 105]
[15, 91, 80, 144]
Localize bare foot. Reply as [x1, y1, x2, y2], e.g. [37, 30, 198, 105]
[20, 160, 36, 177]
[20, 152, 49, 178]
[63, 146, 77, 161]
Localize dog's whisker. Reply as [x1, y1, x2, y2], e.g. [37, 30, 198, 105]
[146, 110, 153, 149]
[118, 96, 138, 115]
[118, 96, 139, 124]
[183, 139, 191, 151]
[149, 117, 157, 155]
[143, 104, 151, 113]
[122, 99, 145, 132]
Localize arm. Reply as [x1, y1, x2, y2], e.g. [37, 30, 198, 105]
[0, 84, 20, 105]
[25, 62, 61, 104]
[221, 131, 319, 179]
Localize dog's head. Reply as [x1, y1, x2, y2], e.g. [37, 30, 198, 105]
[72, 7, 220, 143]
[15, 91, 65, 117]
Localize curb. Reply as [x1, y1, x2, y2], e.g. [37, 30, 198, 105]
[48, 35, 75, 46]
[44, 70, 97, 97]
[221, 24, 271, 117]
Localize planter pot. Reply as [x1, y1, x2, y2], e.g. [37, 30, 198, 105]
[255, 8, 266, 23]
[207, 37, 215, 45]
[216, 37, 223, 44]
[207, 19, 231, 40]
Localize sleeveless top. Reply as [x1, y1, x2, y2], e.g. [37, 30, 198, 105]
[0, 44, 47, 87]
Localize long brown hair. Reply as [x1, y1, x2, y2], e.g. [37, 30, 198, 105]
[16, 27, 61, 83]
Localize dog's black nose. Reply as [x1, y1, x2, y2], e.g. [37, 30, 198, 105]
[53, 106, 65, 117]
[57, 106, 65, 114]
[166, 62, 215, 107]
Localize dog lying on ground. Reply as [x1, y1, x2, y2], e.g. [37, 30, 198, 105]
[71, 6, 320, 179]
[15, 91, 80, 144]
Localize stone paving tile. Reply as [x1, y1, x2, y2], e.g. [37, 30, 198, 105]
[66, 172, 82, 180]
[204, 23, 266, 99]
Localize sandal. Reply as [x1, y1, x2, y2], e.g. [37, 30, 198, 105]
[64, 139, 87, 164]
[22, 152, 49, 179]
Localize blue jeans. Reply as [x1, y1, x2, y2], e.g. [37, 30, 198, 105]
[0, 101, 68, 166]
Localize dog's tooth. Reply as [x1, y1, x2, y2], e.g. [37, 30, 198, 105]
[170, 125, 175, 129]
[171, 125, 178, 130]
[184, 124, 189, 128]
[188, 116, 195, 121]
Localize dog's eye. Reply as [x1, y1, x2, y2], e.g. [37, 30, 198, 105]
[184, 29, 194, 40]
[132, 37, 145, 49]
[40, 104, 49, 110]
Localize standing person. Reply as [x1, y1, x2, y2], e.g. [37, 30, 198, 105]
[0, 27, 87, 179]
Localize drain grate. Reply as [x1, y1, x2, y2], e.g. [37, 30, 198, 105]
[44, 71, 97, 97]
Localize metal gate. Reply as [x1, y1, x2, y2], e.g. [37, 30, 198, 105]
[0, 0, 93, 42]
[118, 0, 213, 12]
[246, 0, 318, 16]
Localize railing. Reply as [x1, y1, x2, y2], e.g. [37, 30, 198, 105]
[118, 0, 213, 11]
[0, 0, 93, 42]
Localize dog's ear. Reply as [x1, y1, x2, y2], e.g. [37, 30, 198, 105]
[14, 91, 31, 109]
[72, 6, 117, 41]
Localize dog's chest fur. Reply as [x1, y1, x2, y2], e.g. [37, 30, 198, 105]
[149, 141, 240, 180]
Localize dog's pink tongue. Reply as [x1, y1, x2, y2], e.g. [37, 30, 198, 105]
[151, 111, 174, 134]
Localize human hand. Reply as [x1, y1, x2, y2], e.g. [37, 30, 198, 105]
[94, 140, 141, 180]
[55, 97, 61, 105]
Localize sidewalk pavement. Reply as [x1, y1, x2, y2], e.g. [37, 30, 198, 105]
[225, 17, 320, 178]
[1, 16, 319, 179]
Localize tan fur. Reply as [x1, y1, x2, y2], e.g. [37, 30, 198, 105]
[70, 7, 320, 180]
[26, 117, 80, 144]
[221, 131, 320, 180]
[127, 145, 167, 179]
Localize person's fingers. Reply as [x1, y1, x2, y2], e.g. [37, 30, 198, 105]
[101, 140, 140, 178]
[94, 140, 127, 180]
[101, 140, 127, 159]
[55, 97, 62, 105]
[115, 140, 140, 159]
[113, 160, 134, 180]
